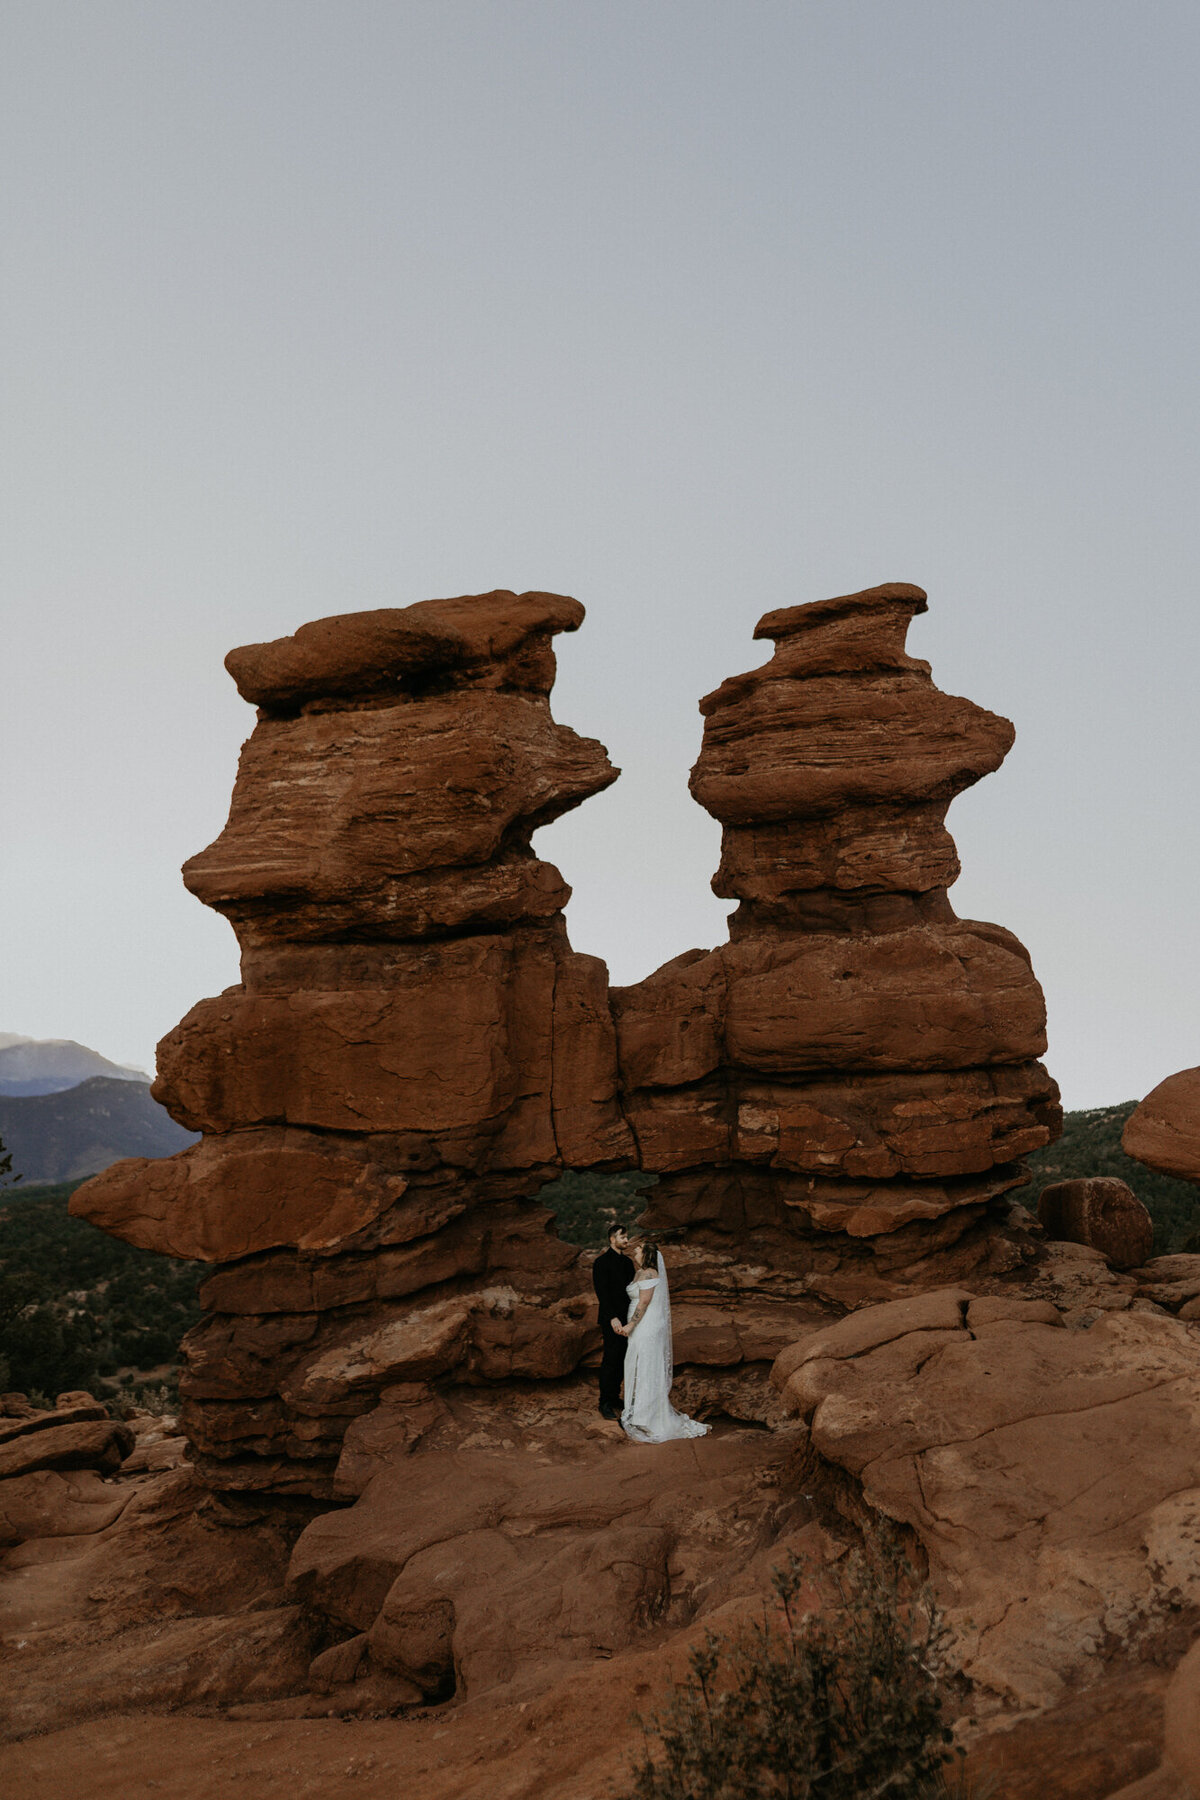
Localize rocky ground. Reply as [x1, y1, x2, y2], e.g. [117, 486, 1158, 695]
[5, 1239, 1200, 1797]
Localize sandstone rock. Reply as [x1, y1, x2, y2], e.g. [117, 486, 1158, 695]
[1163, 1637, 1200, 1797]
[0, 1468, 132, 1548]
[0, 1398, 111, 1445]
[71, 1127, 412, 1262]
[1125, 1068, 1200, 1185]
[69, 582, 1060, 1498]
[963, 1663, 1176, 1800]
[692, 585, 1014, 832]
[613, 580, 1057, 1295]
[772, 1288, 975, 1391]
[183, 692, 614, 943]
[773, 1296, 1200, 1712]
[1127, 1255, 1200, 1315]
[288, 1429, 806, 1702]
[1038, 1176, 1155, 1269]
[331, 1385, 448, 1499]
[225, 589, 585, 710]
[196, 1201, 577, 1315]
[0, 1606, 314, 1740]
[0, 1418, 134, 1480]
[307, 1633, 368, 1691]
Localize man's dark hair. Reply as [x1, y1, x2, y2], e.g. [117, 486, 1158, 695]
[607, 1222, 627, 1242]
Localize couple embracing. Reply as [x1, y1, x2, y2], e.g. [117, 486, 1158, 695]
[591, 1225, 710, 1443]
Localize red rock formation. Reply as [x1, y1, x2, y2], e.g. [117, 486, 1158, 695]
[1037, 1176, 1154, 1269]
[71, 580, 1060, 1496]
[770, 1292, 1200, 1718]
[74, 591, 635, 1495]
[1125, 1068, 1200, 1186]
[622, 583, 1060, 1334]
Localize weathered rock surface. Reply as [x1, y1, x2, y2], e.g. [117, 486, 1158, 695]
[1039, 1175, 1155, 1269]
[289, 1424, 808, 1705]
[0, 1449, 323, 1742]
[1126, 1068, 1200, 1186]
[0, 1469, 130, 1548]
[71, 582, 1059, 1498]
[72, 591, 641, 1492]
[773, 1293, 1200, 1714]
[15, 583, 1200, 1798]
[0, 1418, 134, 1481]
[623, 582, 1059, 1325]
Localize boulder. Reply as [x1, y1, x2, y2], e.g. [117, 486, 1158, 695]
[626, 581, 1058, 1273]
[0, 1468, 132, 1547]
[1124, 1067, 1200, 1185]
[0, 1398, 110, 1445]
[0, 1418, 134, 1480]
[224, 589, 585, 710]
[1038, 1176, 1154, 1269]
[288, 1428, 803, 1701]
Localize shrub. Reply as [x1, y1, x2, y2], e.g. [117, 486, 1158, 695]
[623, 1529, 962, 1800]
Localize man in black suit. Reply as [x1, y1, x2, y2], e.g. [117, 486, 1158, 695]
[592, 1224, 635, 1419]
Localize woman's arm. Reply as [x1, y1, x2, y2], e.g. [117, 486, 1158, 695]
[618, 1280, 658, 1337]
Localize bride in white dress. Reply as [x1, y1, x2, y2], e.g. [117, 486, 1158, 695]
[614, 1240, 709, 1444]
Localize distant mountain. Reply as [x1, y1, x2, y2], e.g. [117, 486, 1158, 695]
[0, 1077, 197, 1186]
[0, 1034, 149, 1097]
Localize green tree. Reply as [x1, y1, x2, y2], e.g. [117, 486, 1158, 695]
[0, 1131, 20, 1196]
[0, 1179, 206, 1402]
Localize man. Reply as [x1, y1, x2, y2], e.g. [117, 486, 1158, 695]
[591, 1223, 635, 1419]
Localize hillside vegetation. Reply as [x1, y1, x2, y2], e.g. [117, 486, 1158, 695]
[0, 1180, 207, 1404]
[1024, 1100, 1200, 1255]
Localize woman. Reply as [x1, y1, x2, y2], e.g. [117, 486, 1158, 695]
[614, 1240, 709, 1444]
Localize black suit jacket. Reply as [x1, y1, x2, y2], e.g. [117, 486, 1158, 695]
[592, 1247, 635, 1334]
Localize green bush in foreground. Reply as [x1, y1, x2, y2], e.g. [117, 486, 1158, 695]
[624, 1531, 962, 1800]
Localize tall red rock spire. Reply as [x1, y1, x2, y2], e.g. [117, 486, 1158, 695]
[616, 581, 1060, 1286]
[73, 592, 636, 1494]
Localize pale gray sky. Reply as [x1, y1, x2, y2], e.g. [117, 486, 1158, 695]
[3, 2, 1197, 1110]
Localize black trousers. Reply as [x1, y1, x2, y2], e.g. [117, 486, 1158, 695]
[599, 1325, 627, 1408]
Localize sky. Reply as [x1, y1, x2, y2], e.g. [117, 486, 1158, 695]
[2, 1, 1198, 1111]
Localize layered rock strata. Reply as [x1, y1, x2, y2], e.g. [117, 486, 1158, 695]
[75, 592, 636, 1494]
[72, 581, 1061, 1496]
[621, 583, 1060, 1324]
[770, 1292, 1200, 1719]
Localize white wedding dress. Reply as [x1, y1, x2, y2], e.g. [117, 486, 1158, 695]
[620, 1253, 709, 1444]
